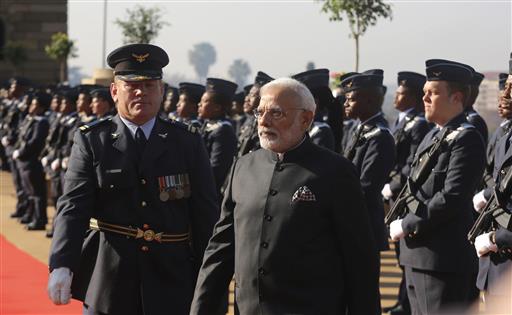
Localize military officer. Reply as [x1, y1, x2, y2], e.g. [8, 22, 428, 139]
[47, 44, 219, 315]
[342, 71, 396, 252]
[90, 88, 115, 119]
[292, 69, 335, 151]
[198, 78, 238, 194]
[11, 91, 51, 230]
[389, 60, 486, 314]
[174, 82, 204, 129]
[191, 77, 381, 315]
[237, 71, 274, 157]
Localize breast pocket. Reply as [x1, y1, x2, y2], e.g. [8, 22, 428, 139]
[97, 168, 135, 190]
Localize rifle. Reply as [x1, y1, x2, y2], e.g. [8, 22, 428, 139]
[468, 165, 512, 244]
[385, 127, 450, 226]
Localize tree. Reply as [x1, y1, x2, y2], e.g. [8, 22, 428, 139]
[2, 41, 28, 75]
[114, 5, 169, 44]
[188, 42, 217, 82]
[228, 59, 251, 89]
[306, 61, 316, 71]
[319, 0, 392, 71]
[44, 32, 77, 83]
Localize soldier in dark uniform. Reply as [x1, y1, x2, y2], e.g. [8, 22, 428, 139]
[292, 69, 336, 151]
[237, 72, 274, 157]
[479, 73, 511, 189]
[163, 86, 179, 120]
[473, 59, 512, 313]
[47, 44, 219, 315]
[174, 82, 204, 129]
[90, 88, 115, 120]
[198, 78, 238, 194]
[337, 72, 358, 152]
[381, 71, 430, 315]
[11, 91, 51, 230]
[1, 77, 32, 219]
[389, 60, 485, 314]
[191, 77, 381, 315]
[465, 71, 488, 146]
[230, 90, 246, 135]
[342, 71, 396, 252]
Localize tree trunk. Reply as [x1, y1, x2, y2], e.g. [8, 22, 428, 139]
[59, 59, 66, 83]
[354, 35, 359, 72]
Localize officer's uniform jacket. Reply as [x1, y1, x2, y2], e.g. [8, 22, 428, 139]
[341, 119, 357, 153]
[309, 121, 335, 151]
[200, 118, 237, 192]
[237, 115, 259, 157]
[49, 115, 219, 315]
[483, 119, 512, 188]
[399, 113, 485, 273]
[465, 107, 488, 146]
[1, 98, 25, 153]
[191, 136, 381, 315]
[13, 115, 49, 168]
[478, 127, 512, 292]
[388, 109, 430, 196]
[344, 112, 395, 251]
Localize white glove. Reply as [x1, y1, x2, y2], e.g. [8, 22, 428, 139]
[61, 157, 69, 170]
[381, 183, 393, 200]
[47, 267, 73, 305]
[474, 232, 498, 257]
[41, 156, 48, 167]
[1, 136, 9, 147]
[390, 219, 405, 241]
[51, 158, 61, 171]
[12, 149, 20, 160]
[473, 190, 487, 212]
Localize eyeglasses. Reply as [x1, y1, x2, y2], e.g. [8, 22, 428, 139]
[253, 107, 306, 120]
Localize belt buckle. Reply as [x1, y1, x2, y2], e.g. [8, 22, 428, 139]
[143, 229, 155, 242]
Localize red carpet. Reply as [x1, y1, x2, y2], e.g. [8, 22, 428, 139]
[0, 235, 82, 314]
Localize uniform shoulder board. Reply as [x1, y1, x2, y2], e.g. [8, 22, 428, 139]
[79, 117, 112, 133]
[466, 112, 479, 118]
[362, 126, 386, 140]
[205, 121, 222, 132]
[219, 120, 233, 127]
[33, 116, 46, 122]
[163, 117, 199, 134]
[445, 124, 473, 142]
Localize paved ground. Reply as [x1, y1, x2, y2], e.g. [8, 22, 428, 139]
[0, 170, 401, 314]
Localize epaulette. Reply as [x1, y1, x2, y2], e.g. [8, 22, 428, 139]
[445, 123, 473, 142]
[33, 116, 47, 122]
[66, 116, 77, 126]
[205, 121, 222, 133]
[79, 117, 112, 133]
[163, 117, 199, 134]
[466, 112, 479, 118]
[362, 125, 388, 140]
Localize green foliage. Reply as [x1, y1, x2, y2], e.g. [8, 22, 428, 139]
[44, 32, 77, 61]
[188, 42, 217, 81]
[228, 59, 251, 88]
[3, 41, 28, 67]
[320, 0, 392, 38]
[114, 5, 170, 44]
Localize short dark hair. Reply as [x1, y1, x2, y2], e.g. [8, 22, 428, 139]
[445, 81, 470, 106]
[208, 91, 231, 114]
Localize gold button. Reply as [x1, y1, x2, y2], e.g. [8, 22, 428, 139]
[141, 201, 147, 207]
[109, 184, 114, 188]
[141, 246, 149, 252]
[141, 179, 146, 184]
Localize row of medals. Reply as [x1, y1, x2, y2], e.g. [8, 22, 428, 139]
[160, 186, 191, 201]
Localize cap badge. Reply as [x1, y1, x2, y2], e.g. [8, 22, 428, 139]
[433, 71, 442, 76]
[132, 53, 149, 63]
[346, 81, 353, 88]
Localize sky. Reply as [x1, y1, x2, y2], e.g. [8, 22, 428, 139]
[68, 0, 512, 86]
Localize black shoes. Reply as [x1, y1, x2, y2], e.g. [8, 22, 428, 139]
[383, 303, 409, 315]
[10, 211, 24, 218]
[26, 221, 46, 231]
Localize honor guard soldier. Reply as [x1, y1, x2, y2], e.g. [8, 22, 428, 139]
[198, 78, 238, 194]
[90, 88, 116, 120]
[480, 73, 512, 189]
[11, 92, 51, 230]
[337, 72, 358, 152]
[47, 44, 219, 315]
[191, 78, 381, 315]
[237, 71, 274, 157]
[466, 70, 489, 146]
[163, 86, 179, 120]
[342, 71, 396, 252]
[381, 71, 430, 315]
[174, 82, 204, 129]
[292, 69, 336, 151]
[389, 59, 486, 314]
[230, 90, 246, 135]
[472, 56, 512, 313]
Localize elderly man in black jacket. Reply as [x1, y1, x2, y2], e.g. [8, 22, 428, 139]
[47, 44, 219, 315]
[191, 77, 381, 315]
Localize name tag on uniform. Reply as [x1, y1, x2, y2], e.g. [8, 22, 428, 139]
[105, 169, 122, 174]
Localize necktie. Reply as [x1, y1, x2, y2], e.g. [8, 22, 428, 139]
[135, 127, 147, 159]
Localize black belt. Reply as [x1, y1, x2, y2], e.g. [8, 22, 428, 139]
[89, 218, 189, 243]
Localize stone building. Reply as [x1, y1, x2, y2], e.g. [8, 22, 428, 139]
[0, 0, 67, 85]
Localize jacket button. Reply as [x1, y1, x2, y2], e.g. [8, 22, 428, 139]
[141, 246, 149, 252]
[109, 184, 114, 188]
[258, 267, 266, 275]
[141, 179, 146, 185]
[261, 242, 268, 248]
[276, 165, 284, 171]
[264, 214, 272, 222]
[269, 189, 277, 196]
[141, 201, 147, 207]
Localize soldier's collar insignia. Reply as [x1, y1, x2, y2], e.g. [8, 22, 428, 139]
[132, 53, 149, 63]
[111, 133, 120, 139]
[157, 133, 168, 139]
